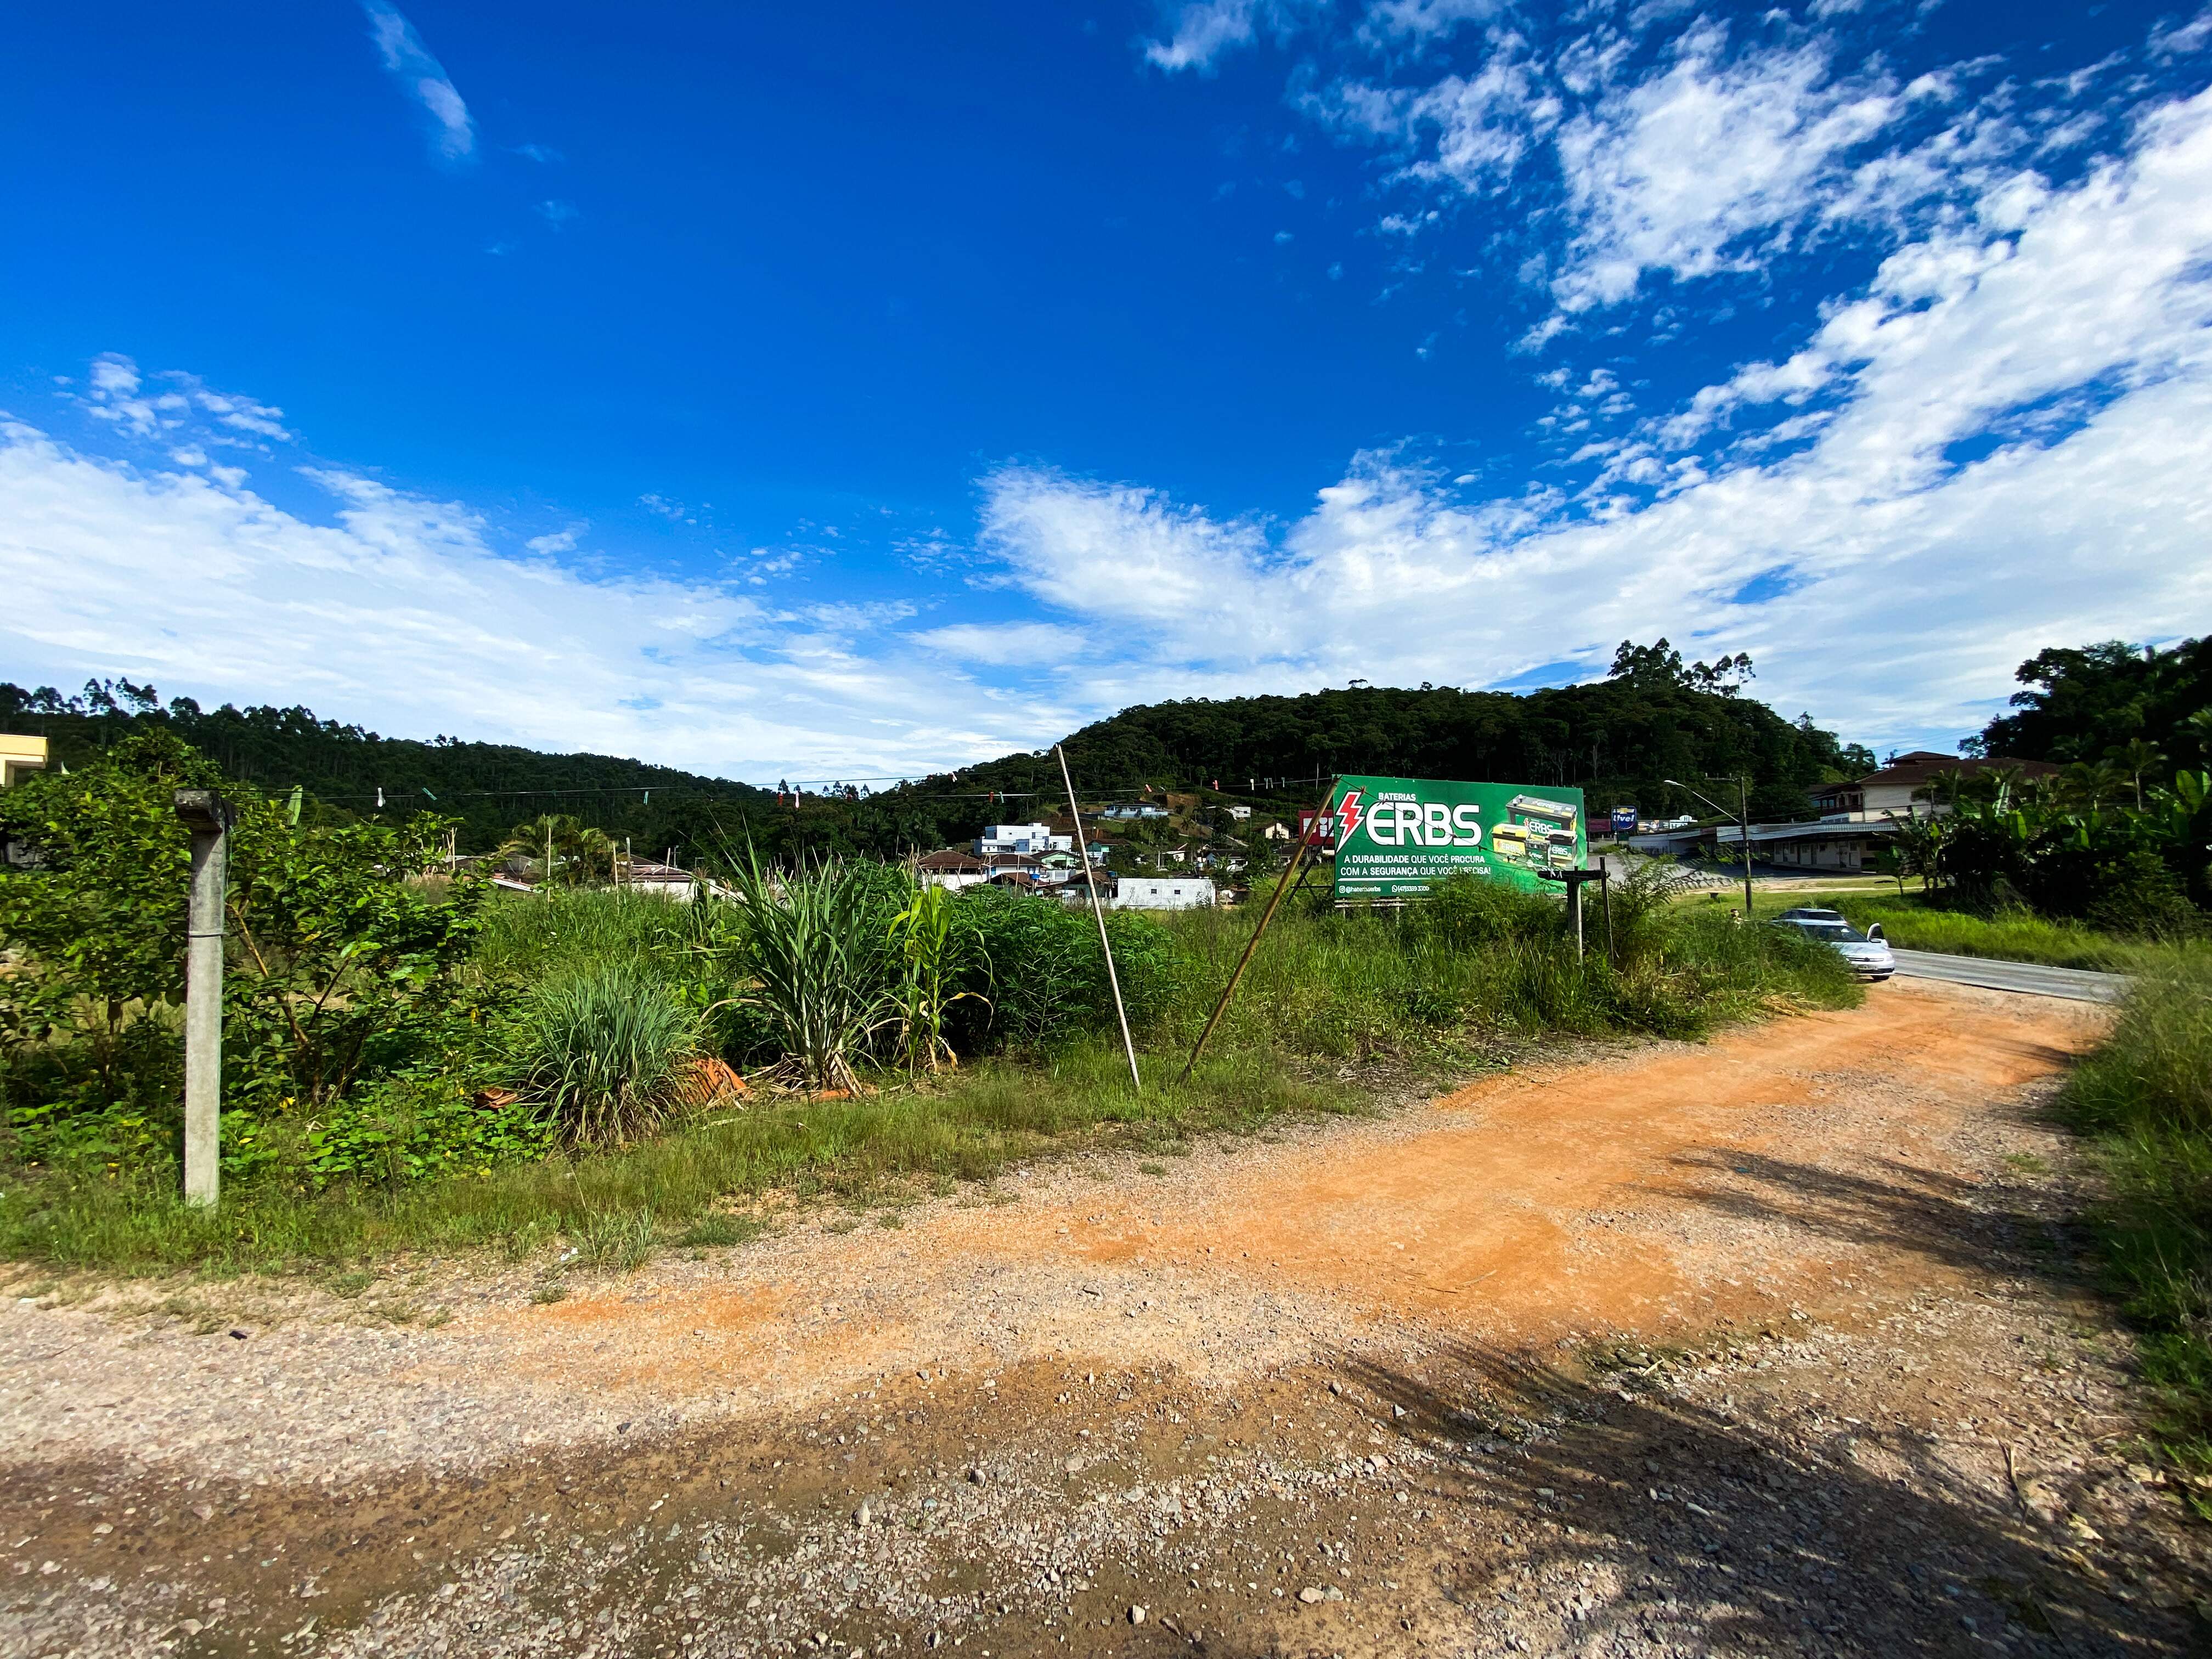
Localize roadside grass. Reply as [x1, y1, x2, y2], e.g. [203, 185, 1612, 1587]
[2062, 954, 2212, 1500]
[0, 891, 1857, 1277]
[1742, 889, 2201, 975]
[0, 1036, 1359, 1274]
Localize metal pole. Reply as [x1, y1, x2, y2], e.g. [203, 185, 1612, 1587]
[1057, 746, 1140, 1094]
[1572, 877, 1584, 960]
[1176, 782, 1336, 1090]
[174, 789, 231, 1209]
[1740, 775, 1754, 919]
[1601, 865, 1614, 963]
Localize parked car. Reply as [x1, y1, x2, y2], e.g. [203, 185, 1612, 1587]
[1772, 906, 1895, 980]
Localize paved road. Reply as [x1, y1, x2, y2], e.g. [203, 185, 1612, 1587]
[1891, 947, 2130, 1003]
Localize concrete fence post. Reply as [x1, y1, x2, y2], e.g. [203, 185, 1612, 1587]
[174, 789, 233, 1209]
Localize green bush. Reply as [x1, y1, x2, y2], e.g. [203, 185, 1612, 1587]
[510, 962, 701, 1146]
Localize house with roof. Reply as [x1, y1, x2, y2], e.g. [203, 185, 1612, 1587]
[1810, 752, 2058, 821]
[975, 822, 1072, 856]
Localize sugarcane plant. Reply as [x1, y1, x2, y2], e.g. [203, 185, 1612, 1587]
[722, 844, 894, 1093]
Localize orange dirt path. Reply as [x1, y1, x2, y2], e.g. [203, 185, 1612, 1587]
[504, 978, 2105, 1408]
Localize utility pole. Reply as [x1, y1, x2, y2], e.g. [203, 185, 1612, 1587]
[174, 789, 233, 1208]
[1057, 746, 1140, 1094]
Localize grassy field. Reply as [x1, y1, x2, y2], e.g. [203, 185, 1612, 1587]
[2063, 955, 2212, 1500]
[0, 885, 1859, 1277]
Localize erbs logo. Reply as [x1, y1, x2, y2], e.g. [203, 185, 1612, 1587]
[1361, 795, 1482, 848]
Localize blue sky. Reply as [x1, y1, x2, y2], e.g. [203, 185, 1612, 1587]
[4, 0, 2210, 781]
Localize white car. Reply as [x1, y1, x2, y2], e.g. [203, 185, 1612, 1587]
[1773, 907, 1895, 980]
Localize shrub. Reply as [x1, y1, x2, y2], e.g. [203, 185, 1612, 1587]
[954, 887, 1184, 1051]
[510, 962, 700, 1146]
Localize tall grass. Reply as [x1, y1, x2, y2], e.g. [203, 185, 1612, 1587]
[510, 962, 701, 1146]
[2064, 957, 2212, 1490]
[721, 850, 898, 1092]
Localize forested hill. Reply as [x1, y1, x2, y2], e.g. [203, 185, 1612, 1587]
[0, 680, 775, 861]
[2, 640, 1872, 862]
[1016, 640, 1876, 826]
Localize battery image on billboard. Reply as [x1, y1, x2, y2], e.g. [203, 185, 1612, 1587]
[1330, 776, 1587, 899]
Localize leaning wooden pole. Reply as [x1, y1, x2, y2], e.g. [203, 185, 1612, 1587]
[1175, 779, 1339, 1090]
[1057, 745, 1141, 1094]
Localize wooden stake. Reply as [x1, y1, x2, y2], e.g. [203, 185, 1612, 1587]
[1176, 780, 1338, 1090]
[1057, 746, 1141, 1094]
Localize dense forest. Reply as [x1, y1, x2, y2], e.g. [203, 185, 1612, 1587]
[1973, 636, 2212, 769]
[2, 639, 1877, 862]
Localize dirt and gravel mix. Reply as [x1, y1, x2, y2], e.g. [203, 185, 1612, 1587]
[4, 977, 2206, 1657]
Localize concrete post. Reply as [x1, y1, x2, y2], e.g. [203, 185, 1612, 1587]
[174, 789, 232, 1209]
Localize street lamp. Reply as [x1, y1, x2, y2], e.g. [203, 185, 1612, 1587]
[1665, 775, 1754, 919]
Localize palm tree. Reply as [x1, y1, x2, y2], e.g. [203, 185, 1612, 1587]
[2105, 738, 2165, 808]
[497, 814, 617, 888]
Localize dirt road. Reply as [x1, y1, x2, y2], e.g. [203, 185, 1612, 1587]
[5, 978, 2206, 1657]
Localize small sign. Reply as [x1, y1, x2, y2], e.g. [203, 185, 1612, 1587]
[1611, 805, 1639, 835]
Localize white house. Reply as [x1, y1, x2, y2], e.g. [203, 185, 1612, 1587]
[1113, 876, 1217, 910]
[1223, 804, 1252, 821]
[916, 849, 996, 891]
[976, 822, 1072, 856]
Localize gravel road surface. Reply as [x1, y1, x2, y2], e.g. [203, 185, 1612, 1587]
[4, 978, 2204, 1658]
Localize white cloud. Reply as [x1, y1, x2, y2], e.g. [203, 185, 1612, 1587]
[1549, 22, 1898, 311]
[909, 623, 1093, 667]
[1144, 0, 1268, 73]
[2152, 7, 2212, 60]
[0, 420, 1071, 781]
[362, 1, 475, 162]
[526, 526, 583, 556]
[974, 84, 2212, 753]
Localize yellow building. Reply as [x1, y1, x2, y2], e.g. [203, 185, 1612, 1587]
[0, 734, 49, 789]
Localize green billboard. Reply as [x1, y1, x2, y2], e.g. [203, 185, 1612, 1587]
[1327, 776, 1587, 899]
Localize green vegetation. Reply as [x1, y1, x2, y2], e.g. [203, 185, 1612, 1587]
[2064, 957, 2212, 1500]
[0, 729, 1856, 1272]
[1805, 894, 2199, 975]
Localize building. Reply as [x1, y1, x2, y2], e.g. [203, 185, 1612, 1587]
[1099, 803, 1170, 821]
[1222, 804, 1252, 821]
[1810, 752, 2056, 820]
[0, 735, 49, 790]
[617, 857, 702, 901]
[975, 822, 1071, 856]
[1261, 821, 1292, 842]
[1715, 820, 1898, 872]
[1113, 876, 1217, 910]
[916, 849, 996, 891]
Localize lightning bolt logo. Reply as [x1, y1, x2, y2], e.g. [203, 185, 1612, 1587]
[1334, 787, 1364, 840]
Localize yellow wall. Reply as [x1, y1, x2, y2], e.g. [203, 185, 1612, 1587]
[0, 733, 49, 789]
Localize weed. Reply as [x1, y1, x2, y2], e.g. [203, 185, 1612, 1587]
[1138, 1161, 1167, 1177]
[529, 1280, 568, 1305]
[329, 1269, 374, 1299]
[572, 1206, 657, 1271]
[674, 1212, 765, 1249]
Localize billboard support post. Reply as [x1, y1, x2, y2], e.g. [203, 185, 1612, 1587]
[1176, 780, 1339, 1090]
[1056, 745, 1141, 1095]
